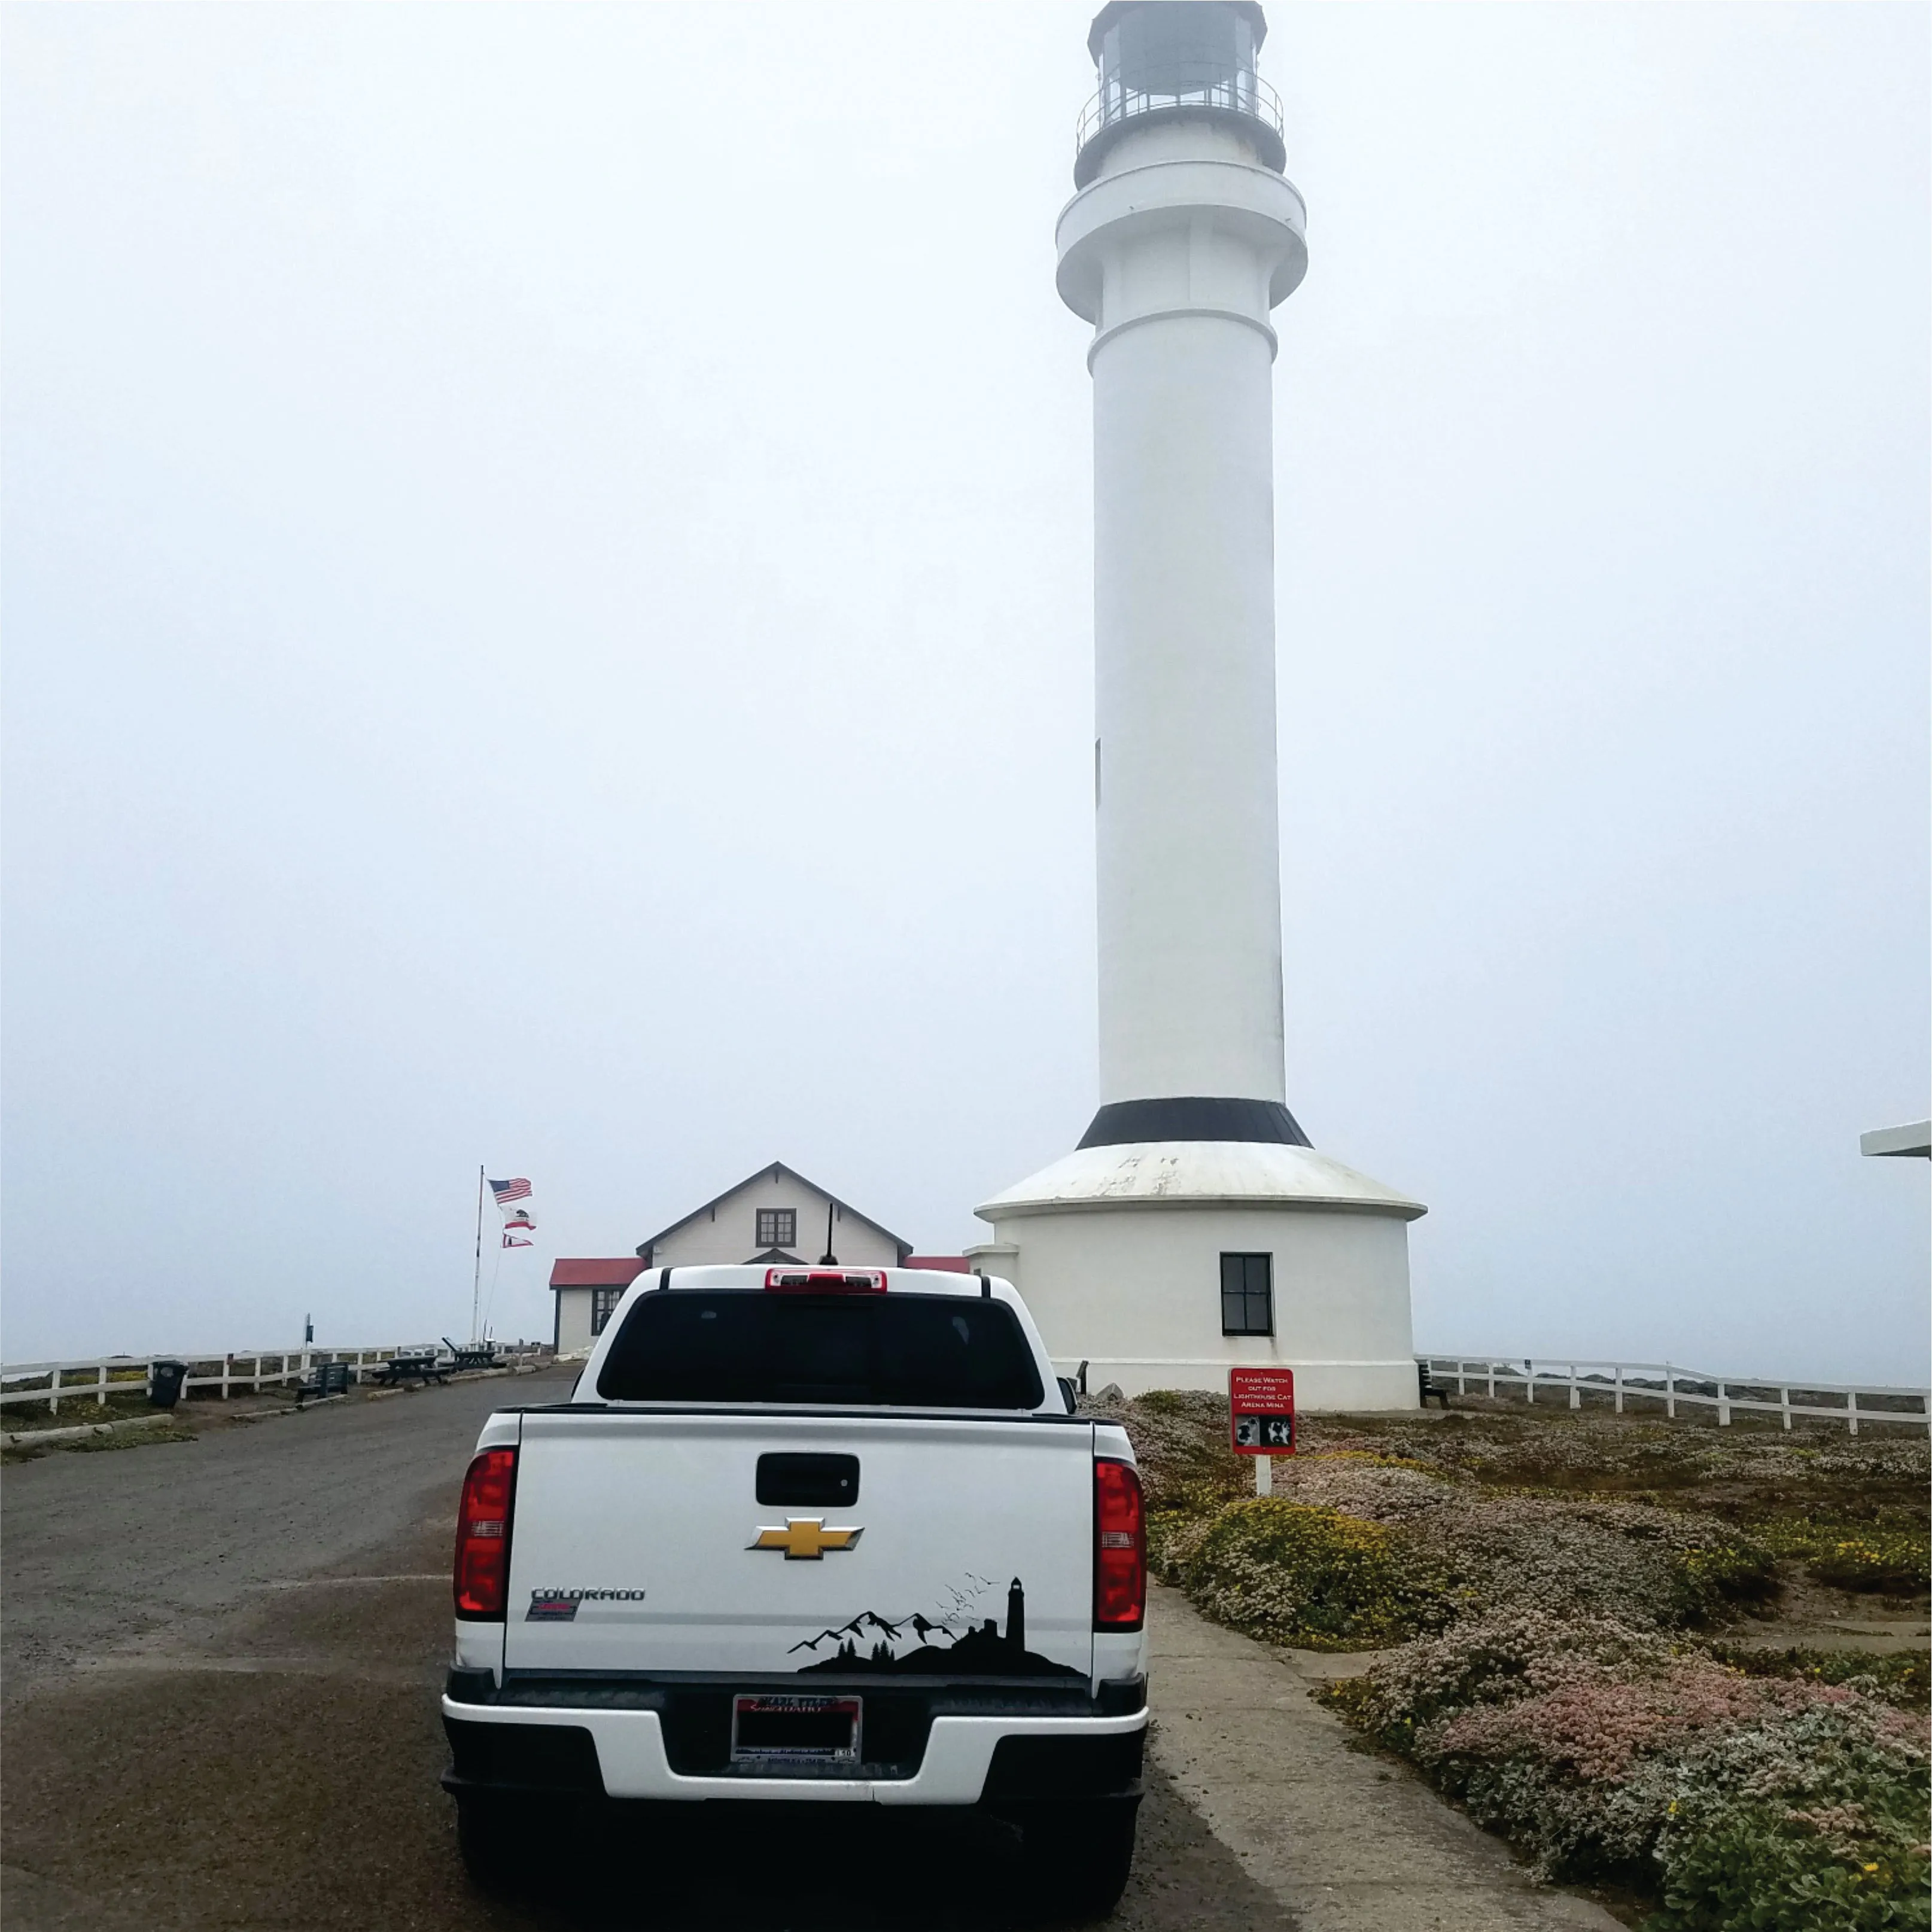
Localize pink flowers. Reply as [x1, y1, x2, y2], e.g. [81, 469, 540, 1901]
[1431, 1657, 1820, 1782]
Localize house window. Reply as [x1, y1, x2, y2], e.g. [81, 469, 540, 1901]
[1220, 1253, 1273, 1337]
[756, 1208, 797, 1250]
[591, 1286, 625, 1336]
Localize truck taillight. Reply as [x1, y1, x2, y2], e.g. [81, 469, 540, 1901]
[1093, 1457, 1146, 1631]
[764, 1268, 888, 1294]
[454, 1447, 516, 1619]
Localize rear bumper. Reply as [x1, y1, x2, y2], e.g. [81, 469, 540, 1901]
[441, 1697, 1147, 1806]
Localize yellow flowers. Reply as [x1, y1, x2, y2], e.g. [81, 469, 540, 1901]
[1179, 1498, 1455, 1650]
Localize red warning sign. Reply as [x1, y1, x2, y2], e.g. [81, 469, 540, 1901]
[1229, 1367, 1296, 1456]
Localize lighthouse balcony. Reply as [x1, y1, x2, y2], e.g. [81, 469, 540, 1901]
[1075, 1, 1285, 187]
[1075, 71, 1284, 188]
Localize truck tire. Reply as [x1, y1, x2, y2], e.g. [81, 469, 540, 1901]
[1019, 1797, 1139, 1919]
[455, 1794, 530, 1891]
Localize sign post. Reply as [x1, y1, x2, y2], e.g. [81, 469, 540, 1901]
[1229, 1367, 1296, 1496]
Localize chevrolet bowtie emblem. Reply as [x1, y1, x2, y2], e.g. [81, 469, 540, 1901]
[750, 1517, 863, 1560]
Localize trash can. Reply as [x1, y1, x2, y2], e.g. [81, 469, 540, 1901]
[149, 1360, 188, 1410]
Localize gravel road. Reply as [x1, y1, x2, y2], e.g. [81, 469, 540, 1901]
[0, 1376, 1291, 1932]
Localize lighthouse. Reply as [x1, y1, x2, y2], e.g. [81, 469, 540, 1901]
[969, 1, 1425, 1411]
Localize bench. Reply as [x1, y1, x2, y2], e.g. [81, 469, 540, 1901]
[295, 1361, 352, 1406]
[372, 1353, 448, 1388]
[1417, 1362, 1451, 1410]
[442, 1338, 502, 1373]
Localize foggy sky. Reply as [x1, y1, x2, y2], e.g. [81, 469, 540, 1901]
[4, 4, 1926, 1380]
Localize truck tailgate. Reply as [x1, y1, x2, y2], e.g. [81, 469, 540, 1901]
[504, 1410, 1096, 1682]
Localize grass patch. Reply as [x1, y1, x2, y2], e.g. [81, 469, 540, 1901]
[68, 1423, 198, 1453]
[2, 1393, 166, 1433]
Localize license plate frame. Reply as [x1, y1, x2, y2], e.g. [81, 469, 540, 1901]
[730, 1692, 862, 1766]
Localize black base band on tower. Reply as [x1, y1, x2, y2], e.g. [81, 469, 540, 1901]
[1076, 1097, 1313, 1149]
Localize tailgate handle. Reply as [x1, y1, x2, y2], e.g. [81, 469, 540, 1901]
[756, 1453, 860, 1507]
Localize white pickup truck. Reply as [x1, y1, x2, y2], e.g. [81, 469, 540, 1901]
[441, 1264, 1149, 1915]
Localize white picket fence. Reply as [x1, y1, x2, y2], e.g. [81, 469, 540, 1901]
[0, 1342, 545, 1416]
[1421, 1355, 1931, 1436]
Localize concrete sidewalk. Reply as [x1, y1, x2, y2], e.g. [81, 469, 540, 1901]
[1146, 1581, 1624, 1931]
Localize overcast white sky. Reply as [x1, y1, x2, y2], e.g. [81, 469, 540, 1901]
[4, 4, 1925, 1380]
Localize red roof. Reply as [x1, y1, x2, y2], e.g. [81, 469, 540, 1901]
[549, 1258, 648, 1289]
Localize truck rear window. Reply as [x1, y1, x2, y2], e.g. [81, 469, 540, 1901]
[595, 1292, 1045, 1410]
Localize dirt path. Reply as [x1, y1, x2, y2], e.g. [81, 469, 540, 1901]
[1146, 1581, 1623, 1931]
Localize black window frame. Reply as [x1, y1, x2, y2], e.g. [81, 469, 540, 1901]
[1220, 1253, 1274, 1337]
[756, 1207, 797, 1250]
[590, 1285, 625, 1336]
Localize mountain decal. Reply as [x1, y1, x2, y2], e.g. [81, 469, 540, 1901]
[790, 1577, 1081, 1678]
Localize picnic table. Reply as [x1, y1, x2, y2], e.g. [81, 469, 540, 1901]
[371, 1352, 448, 1388]
[442, 1339, 501, 1373]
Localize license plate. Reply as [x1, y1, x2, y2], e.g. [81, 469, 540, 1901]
[730, 1693, 861, 1765]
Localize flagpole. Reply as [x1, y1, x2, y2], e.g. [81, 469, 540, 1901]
[471, 1166, 485, 1344]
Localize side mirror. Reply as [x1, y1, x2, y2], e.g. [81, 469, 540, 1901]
[1056, 1376, 1079, 1414]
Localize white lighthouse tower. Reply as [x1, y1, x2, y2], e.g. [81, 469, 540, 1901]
[970, 1, 1424, 1411]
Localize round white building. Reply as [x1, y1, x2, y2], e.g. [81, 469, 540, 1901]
[970, 1, 1423, 1412]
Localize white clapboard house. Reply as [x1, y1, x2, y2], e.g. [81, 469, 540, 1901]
[549, 1162, 923, 1356]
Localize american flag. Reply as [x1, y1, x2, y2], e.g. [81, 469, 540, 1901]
[488, 1177, 531, 1206]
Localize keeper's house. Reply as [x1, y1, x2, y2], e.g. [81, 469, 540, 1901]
[550, 1161, 957, 1356]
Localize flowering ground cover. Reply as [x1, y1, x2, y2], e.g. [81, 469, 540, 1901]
[1096, 1387, 1930, 1930]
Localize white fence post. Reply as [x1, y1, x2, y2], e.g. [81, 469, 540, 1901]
[1526, 1363, 1536, 1406]
[1779, 1385, 1791, 1432]
[1486, 1361, 1496, 1399]
[1614, 1365, 1624, 1414]
[1848, 1390, 1859, 1438]
[1569, 1365, 1580, 1411]
[1665, 1367, 1676, 1420]
[1717, 1381, 1730, 1426]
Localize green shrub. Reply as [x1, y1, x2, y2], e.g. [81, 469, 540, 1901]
[1648, 1711, 1931, 1932]
[1753, 1519, 1931, 1596]
[1668, 1536, 1780, 1621]
[1706, 1645, 1930, 1710]
[1322, 1617, 1931, 1916]
[1176, 1499, 1455, 1650]
[1806, 1534, 1930, 1596]
[1650, 1806, 1928, 1932]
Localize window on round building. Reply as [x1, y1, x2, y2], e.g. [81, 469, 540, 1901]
[1220, 1253, 1274, 1336]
